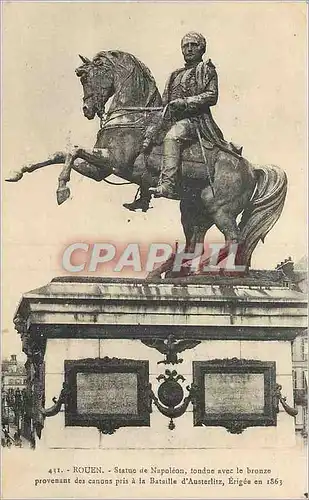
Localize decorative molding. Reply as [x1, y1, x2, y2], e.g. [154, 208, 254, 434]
[202, 357, 269, 366]
[97, 421, 121, 435]
[192, 359, 277, 434]
[275, 383, 298, 417]
[221, 420, 249, 435]
[150, 369, 195, 430]
[36, 323, 305, 342]
[64, 358, 151, 434]
[141, 334, 200, 364]
[41, 383, 69, 417]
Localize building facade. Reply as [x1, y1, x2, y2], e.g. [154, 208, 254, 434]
[276, 256, 308, 439]
[1, 354, 27, 391]
[292, 333, 308, 437]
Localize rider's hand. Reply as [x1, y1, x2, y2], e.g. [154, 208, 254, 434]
[169, 98, 187, 114]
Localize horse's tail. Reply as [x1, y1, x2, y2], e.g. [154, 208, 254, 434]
[238, 165, 287, 267]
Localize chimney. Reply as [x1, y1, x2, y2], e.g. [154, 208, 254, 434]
[275, 257, 295, 281]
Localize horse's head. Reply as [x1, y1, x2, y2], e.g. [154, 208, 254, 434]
[76, 54, 114, 120]
[76, 51, 162, 119]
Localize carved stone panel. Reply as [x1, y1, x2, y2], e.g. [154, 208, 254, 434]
[192, 358, 277, 434]
[76, 372, 139, 415]
[64, 357, 150, 434]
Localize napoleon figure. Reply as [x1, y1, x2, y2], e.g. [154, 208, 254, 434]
[124, 31, 240, 210]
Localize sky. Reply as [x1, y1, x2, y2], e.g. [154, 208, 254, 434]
[2, 2, 307, 359]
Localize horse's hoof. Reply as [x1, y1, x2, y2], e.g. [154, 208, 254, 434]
[56, 186, 71, 205]
[5, 171, 23, 182]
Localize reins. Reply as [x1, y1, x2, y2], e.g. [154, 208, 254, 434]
[102, 178, 132, 186]
[100, 106, 164, 129]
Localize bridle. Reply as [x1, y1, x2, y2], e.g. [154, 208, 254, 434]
[77, 55, 168, 185]
[78, 52, 165, 128]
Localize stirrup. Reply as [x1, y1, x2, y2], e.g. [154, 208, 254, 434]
[149, 185, 180, 200]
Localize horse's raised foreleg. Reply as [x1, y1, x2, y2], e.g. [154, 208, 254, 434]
[72, 159, 112, 181]
[56, 147, 113, 205]
[75, 147, 113, 171]
[5, 152, 66, 182]
[56, 151, 75, 205]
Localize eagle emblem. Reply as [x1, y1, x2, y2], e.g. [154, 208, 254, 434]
[141, 334, 201, 364]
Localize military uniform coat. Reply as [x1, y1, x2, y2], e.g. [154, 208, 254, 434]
[162, 59, 229, 148]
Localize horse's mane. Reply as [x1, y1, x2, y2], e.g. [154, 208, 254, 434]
[93, 50, 162, 108]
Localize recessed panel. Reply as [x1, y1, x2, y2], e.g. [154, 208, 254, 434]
[64, 358, 150, 429]
[193, 359, 277, 431]
[76, 372, 138, 414]
[204, 373, 264, 414]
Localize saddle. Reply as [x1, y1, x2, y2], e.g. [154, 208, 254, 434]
[124, 125, 243, 211]
[144, 140, 242, 188]
[143, 120, 243, 184]
[150, 142, 219, 183]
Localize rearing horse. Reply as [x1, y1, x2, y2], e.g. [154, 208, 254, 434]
[6, 50, 287, 276]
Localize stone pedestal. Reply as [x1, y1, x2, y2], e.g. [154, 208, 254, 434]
[13, 274, 306, 452]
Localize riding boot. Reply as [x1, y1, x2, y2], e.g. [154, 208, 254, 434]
[149, 138, 181, 199]
[123, 187, 151, 212]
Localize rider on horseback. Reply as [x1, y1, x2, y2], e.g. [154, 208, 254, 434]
[125, 31, 241, 210]
[6, 42, 287, 272]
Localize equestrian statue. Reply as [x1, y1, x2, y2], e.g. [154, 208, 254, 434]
[6, 32, 287, 277]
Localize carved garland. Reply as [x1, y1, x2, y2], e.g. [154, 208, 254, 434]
[149, 369, 197, 430]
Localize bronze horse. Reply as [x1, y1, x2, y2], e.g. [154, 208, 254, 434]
[6, 51, 287, 276]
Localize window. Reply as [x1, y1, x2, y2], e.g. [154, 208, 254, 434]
[301, 370, 307, 389]
[302, 338, 308, 361]
[292, 341, 297, 360]
[295, 406, 303, 425]
[303, 407, 308, 430]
